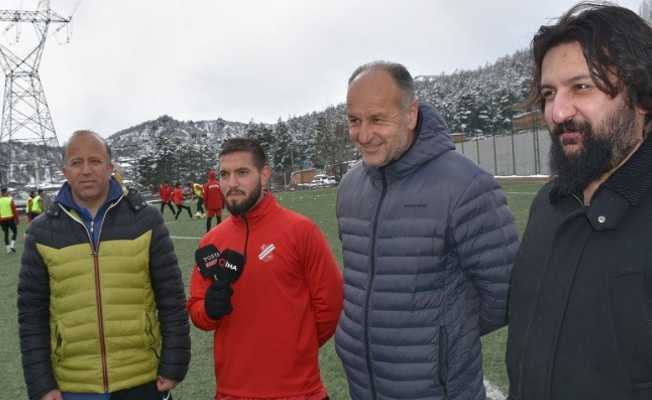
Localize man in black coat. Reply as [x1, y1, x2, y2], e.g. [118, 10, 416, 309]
[507, 3, 652, 400]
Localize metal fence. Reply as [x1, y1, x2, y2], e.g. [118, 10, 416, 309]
[455, 126, 551, 176]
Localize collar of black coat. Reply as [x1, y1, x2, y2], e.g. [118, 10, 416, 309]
[364, 103, 455, 183]
[602, 135, 652, 206]
[549, 135, 652, 206]
[548, 135, 652, 230]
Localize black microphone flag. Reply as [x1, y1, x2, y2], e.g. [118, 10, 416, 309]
[195, 244, 222, 280]
[195, 245, 245, 284]
[218, 249, 245, 284]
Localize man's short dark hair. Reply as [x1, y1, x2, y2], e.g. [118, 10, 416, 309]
[530, 2, 652, 133]
[62, 130, 112, 163]
[348, 61, 416, 107]
[1, 187, 7, 193]
[219, 137, 267, 170]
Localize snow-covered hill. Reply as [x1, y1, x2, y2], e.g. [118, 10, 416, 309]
[2, 49, 534, 187]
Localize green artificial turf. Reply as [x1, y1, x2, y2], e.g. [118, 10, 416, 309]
[0, 180, 540, 399]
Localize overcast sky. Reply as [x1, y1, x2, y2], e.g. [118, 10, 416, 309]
[0, 0, 644, 143]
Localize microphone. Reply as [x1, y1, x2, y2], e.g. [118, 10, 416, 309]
[195, 244, 222, 281]
[195, 245, 245, 284]
[217, 249, 245, 284]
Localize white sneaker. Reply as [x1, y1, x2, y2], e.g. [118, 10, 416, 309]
[6, 245, 10, 254]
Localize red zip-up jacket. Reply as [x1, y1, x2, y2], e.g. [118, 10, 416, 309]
[172, 187, 185, 205]
[204, 171, 224, 210]
[159, 184, 172, 202]
[187, 192, 343, 399]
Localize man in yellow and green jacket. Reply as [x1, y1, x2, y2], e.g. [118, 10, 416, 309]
[18, 130, 190, 400]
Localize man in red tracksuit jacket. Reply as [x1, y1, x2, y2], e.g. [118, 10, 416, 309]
[187, 138, 343, 400]
[172, 182, 193, 220]
[203, 169, 225, 232]
[159, 181, 175, 215]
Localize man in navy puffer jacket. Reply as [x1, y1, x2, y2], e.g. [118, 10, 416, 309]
[336, 61, 518, 400]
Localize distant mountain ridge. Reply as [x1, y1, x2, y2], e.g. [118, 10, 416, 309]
[0, 142, 64, 186]
[2, 48, 534, 186]
[108, 115, 249, 159]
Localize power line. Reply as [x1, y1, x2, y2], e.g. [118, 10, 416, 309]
[0, 1, 72, 186]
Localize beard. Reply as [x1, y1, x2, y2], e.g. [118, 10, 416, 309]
[225, 181, 262, 216]
[549, 104, 640, 196]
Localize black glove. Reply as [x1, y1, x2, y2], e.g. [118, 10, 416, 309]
[204, 279, 233, 319]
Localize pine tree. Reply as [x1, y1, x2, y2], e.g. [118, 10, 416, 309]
[271, 118, 294, 185]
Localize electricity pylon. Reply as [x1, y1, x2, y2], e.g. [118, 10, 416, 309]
[0, 1, 71, 185]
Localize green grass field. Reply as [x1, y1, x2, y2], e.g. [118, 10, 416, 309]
[0, 181, 542, 399]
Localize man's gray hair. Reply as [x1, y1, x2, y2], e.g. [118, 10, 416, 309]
[348, 60, 416, 107]
[62, 130, 112, 163]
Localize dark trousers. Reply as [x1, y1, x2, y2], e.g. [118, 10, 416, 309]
[174, 204, 192, 219]
[1, 220, 17, 245]
[160, 201, 176, 215]
[109, 381, 170, 400]
[196, 198, 204, 214]
[206, 215, 221, 232]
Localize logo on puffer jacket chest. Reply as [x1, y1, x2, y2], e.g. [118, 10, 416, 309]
[258, 243, 276, 262]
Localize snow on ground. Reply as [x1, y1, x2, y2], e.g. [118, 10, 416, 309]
[485, 379, 506, 400]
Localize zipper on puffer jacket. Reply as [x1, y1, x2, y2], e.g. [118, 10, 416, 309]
[365, 171, 387, 400]
[58, 197, 122, 392]
[438, 326, 449, 399]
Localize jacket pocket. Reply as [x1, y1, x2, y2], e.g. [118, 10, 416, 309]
[51, 321, 64, 363]
[438, 326, 449, 398]
[608, 269, 652, 388]
[144, 311, 160, 359]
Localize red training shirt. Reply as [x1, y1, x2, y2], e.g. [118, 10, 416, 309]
[187, 192, 343, 399]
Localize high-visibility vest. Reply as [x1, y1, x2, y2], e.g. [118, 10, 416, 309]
[0, 196, 14, 219]
[32, 195, 43, 214]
